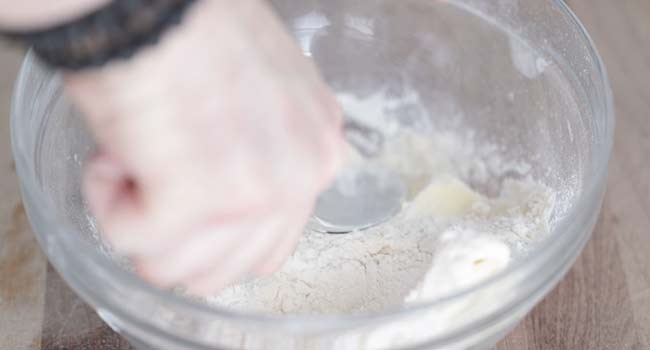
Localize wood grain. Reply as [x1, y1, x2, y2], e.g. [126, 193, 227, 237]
[0, 0, 649, 349]
[0, 44, 47, 350]
[41, 265, 134, 350]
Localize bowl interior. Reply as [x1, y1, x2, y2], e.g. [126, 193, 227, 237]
[12, 0, 611, 348]
[38, 0, 593, 255]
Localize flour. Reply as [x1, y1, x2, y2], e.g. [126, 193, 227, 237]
[508, 34, 551, 79]
[78, 88, 559, 349]
[206, 90, 556, 316]
[208, 165, 555, 316]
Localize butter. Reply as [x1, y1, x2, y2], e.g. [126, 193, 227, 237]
[407, 174, 483, 219]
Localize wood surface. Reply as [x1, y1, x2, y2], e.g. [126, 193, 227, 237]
[0, 0, 648, 349]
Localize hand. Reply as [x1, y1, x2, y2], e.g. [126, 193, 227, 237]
[65, 0, 343, 295]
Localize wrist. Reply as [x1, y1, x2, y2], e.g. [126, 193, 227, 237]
[64, 0, 274, 125]
[5, 0, 198, 70]
[64, 0, 266, 84]
[63, 0, 221, 124]
[0, 0, 110, 31]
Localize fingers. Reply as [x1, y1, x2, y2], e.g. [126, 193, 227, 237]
[84, 152, 125, 220]
[302, 90, 345, 192]
[134, 224, 247, 287]
[181, 216, 287, 295]
[84, 152, 148, 251]
[320, 125, 346, 190]
[253, 202, 313, 276]
[279, 95, 344, 196]
[252, 224, 300, 277]
[133, 208, 306, 295]
[84, 151, 186, 256]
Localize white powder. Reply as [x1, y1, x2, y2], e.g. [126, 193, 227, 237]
[207, 91, 556, 318]
[208, 177, 554, 315]
[80, 89, 559, 350]
[206, 87, 556, 317]
[508, 34, 551, 79]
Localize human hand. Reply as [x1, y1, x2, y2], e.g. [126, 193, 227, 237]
[65, 0, 343, 295]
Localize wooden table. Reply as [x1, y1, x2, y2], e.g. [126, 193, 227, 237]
[1, 1, 648, 349]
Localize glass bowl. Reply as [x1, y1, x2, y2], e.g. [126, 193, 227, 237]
[11, 0, 613, 349]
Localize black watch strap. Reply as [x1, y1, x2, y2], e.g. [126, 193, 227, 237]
[1, 0, 196, 70]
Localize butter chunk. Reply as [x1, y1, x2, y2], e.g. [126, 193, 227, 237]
[407, 174, 482, 219]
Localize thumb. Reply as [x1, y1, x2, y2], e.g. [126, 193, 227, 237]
[83, 151, 144, 251]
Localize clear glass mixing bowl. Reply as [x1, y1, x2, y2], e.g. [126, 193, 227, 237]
[11, 0, 613, 349]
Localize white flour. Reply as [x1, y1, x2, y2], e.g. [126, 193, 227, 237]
[82, 89, 559, 350]
[208, 177, 554, 315]
[207, 91, 556, 315]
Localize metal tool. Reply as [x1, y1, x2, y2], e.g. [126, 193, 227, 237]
[309, 119, 406, 233]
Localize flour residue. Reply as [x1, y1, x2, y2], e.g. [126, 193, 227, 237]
[509, 34, 551, 79]
[209, 177, 553, 315]
[207, 91, 556, 316]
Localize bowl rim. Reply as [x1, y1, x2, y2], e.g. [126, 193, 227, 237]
[10, 0, 615, 339]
